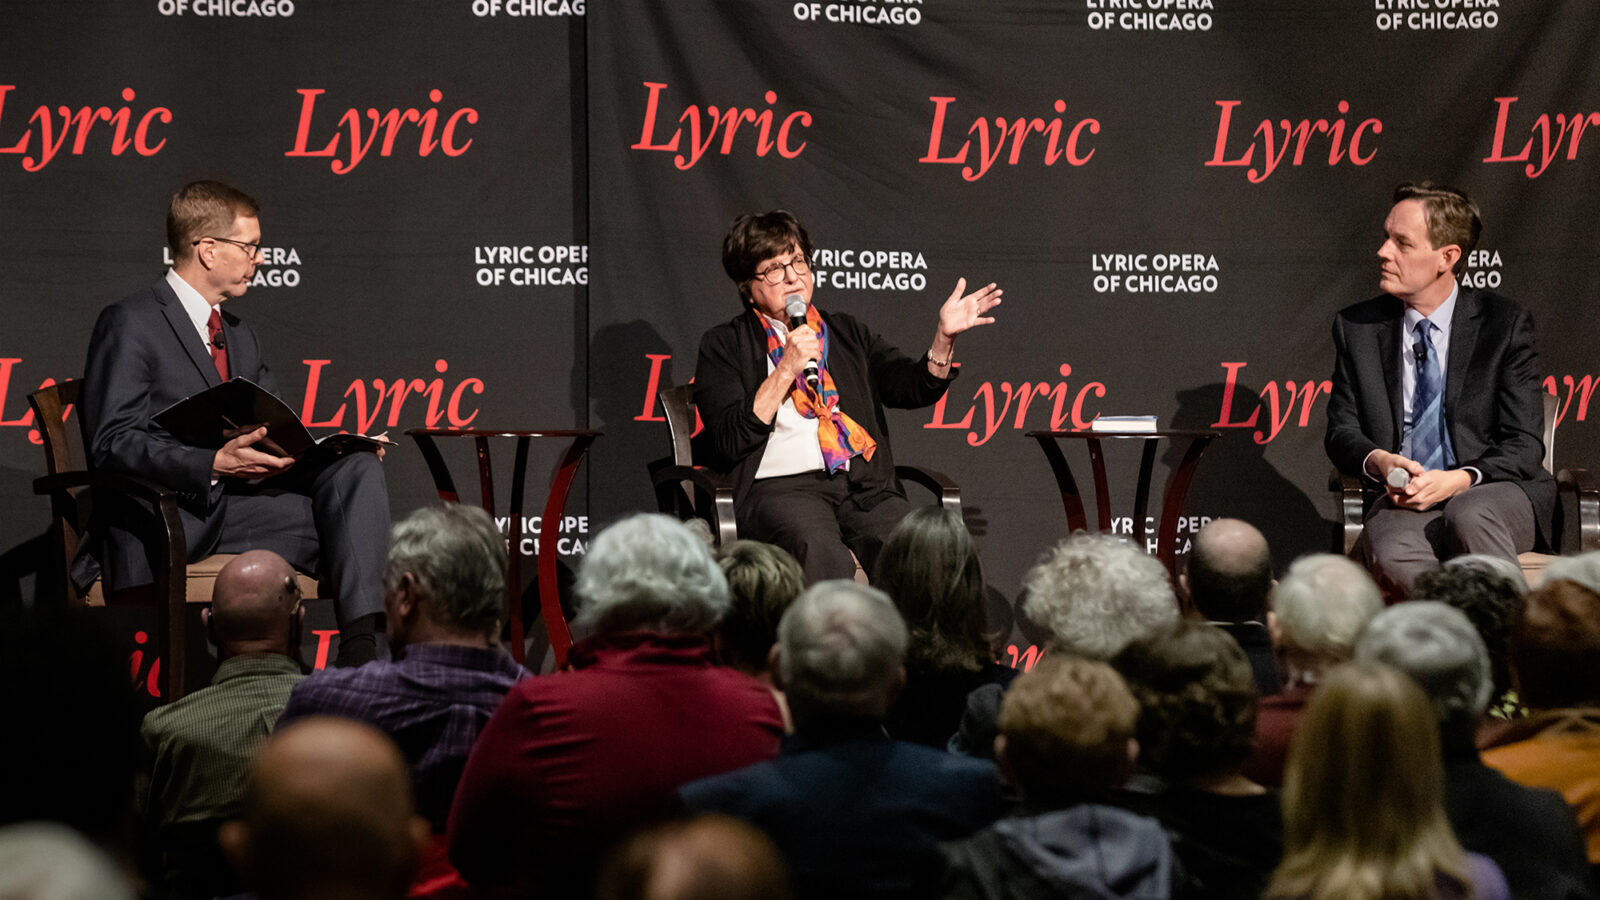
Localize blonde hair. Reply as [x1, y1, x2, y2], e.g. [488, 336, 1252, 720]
[1266, 662, 1472, 900]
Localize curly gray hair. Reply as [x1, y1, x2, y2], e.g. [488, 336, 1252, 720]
[1021, 532, 1178, 660]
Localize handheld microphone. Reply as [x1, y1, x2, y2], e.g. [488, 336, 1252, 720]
[211, 332, 226, 350]
[1387, 467, 1411, 489]
[785, 294, 820, 391]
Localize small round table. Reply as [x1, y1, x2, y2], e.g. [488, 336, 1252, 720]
[1025, 428, 1220, 579]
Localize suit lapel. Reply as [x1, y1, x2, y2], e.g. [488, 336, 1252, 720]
[220, 310, 253, 383]
[1446, 289, 1481, 437]
[1378, 302, 1403, 447]
[153, 278, 222, 388]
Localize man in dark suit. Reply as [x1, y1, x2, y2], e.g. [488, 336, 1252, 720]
[1183, 518, 1280, 697]
[1325, 182, 1553, 594]
[678, 581, 1004, 900]
[81, 181, 390, 665]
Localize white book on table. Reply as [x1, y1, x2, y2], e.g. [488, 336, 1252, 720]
[1090, 416, 1158, 433]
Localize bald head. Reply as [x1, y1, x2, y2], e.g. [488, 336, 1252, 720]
[223, 717, 425, 900]
[210, 551, 302, 655]
[1186, 518, 1273, 622]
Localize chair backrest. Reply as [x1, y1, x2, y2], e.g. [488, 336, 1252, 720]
[1542, 390, 1557, 475]
[29, 379, 83, 477]
[659, 384, 697, 467]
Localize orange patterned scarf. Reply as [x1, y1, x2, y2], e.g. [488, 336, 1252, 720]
[759, 306, 877, 473]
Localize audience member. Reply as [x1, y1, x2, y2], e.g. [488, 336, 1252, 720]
[1446, 552, 1530, 592]
[939, 656, 1175, 899]
[1482, 552, 1600, 869]
[1113, 620, 1282, 899]
[1182, 518, 1279, 696]
[279, 504, 526, 834]
[874, 507, 1017, 747]
[448, 514, 784, 899]
[716, 539, 804, 731]
[595, 814, 794, 900]
[0, 822, 135, 900]
[219, 716, 428, 900]
[1243, 553, 1381, 786]
[716, 539, 805, 680]
[0, 604, 140, 873]
[1357, 602, 1595, 899]
[953, 532, 1177, 757]
[681, 581, 1004, 899]
[141, 550, 306, 897]
[1411, 562, 1524, 716]
[1265, 662, 1508, 900]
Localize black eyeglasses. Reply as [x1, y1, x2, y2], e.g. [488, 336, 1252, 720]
[753, 257, 810, 285]
[194, 236, 262, 257]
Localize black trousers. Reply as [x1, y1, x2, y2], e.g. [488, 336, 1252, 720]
[738, 471, 914, 584]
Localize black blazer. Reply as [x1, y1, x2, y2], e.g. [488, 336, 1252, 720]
[1324, 288, 1556, 546]
[692, 307, 955, 513]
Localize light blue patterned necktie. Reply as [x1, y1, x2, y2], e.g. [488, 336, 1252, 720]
[1410, 320, 1453, 470]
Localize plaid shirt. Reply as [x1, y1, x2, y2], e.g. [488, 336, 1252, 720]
[141, 653, 305, 832]
[278, 643, 527, 830]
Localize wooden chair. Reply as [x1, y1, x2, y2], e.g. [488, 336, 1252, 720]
[29, 380, 316, 701]
[649, 384, 964, 552]
[1331, 393, 1600, 586]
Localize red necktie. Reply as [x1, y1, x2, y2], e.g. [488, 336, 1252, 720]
[207, 308, 229, 380]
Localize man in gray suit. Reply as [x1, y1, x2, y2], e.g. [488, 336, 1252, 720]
[81, 181, 390, 664]
[1325, 182, 1553, 595]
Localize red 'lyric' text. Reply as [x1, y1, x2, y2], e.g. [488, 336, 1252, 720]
[920, 97, 1100, 182]
[1205, 100, 1381, 183]
[631, 82, 810, 170]
[0, 86, 170, 171]
[285, 89, 478, 174]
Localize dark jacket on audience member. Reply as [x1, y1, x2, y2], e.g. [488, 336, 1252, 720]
[939, 804, 1174, 900]
[1116, 781, 1282, 900]
[1211, 621, 1280, 698]
[680, 718, 1006, 900]
[1443, 739, 1598, 900]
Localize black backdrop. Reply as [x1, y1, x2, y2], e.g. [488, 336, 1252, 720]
[4, 0, 1598, 681]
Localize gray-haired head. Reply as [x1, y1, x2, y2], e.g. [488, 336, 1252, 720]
[574, 514, 730, 636]
[1445, 554, 1528, 593]
[1541, 551, 1600, 598]
[1022, 532, 1178, 660]
[385, 505, 507, 639]
[1355, 601, 1492, 734]
[777, 581, 909, 723]
[1271, 554, 1382, 673]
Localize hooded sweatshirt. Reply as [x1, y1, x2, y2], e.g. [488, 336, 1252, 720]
[939, 804, 1173, 900]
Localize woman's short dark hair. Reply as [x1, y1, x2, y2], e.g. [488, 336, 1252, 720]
[873, 506, 991, 674]
[1112, 620, 1258, 782]
[722, 211, 813, 305]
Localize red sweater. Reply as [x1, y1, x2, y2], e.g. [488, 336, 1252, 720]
[447, 631, 784, 898]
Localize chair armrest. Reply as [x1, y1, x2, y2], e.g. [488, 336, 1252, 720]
[35, 469, 179, 505]
[896, 465, 962, 517]
[1329, 468, 1369, 557]
[1557, 467, 1600, 554]
[650, 464, 738, 548]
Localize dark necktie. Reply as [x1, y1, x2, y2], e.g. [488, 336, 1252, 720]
[207, 308, 229, 381]
[1410, 320, 1451, 470]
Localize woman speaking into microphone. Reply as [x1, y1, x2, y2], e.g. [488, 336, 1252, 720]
[692, 210, 1002, 583]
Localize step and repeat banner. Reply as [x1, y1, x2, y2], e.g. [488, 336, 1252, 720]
[4, 1, 1598, 671]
